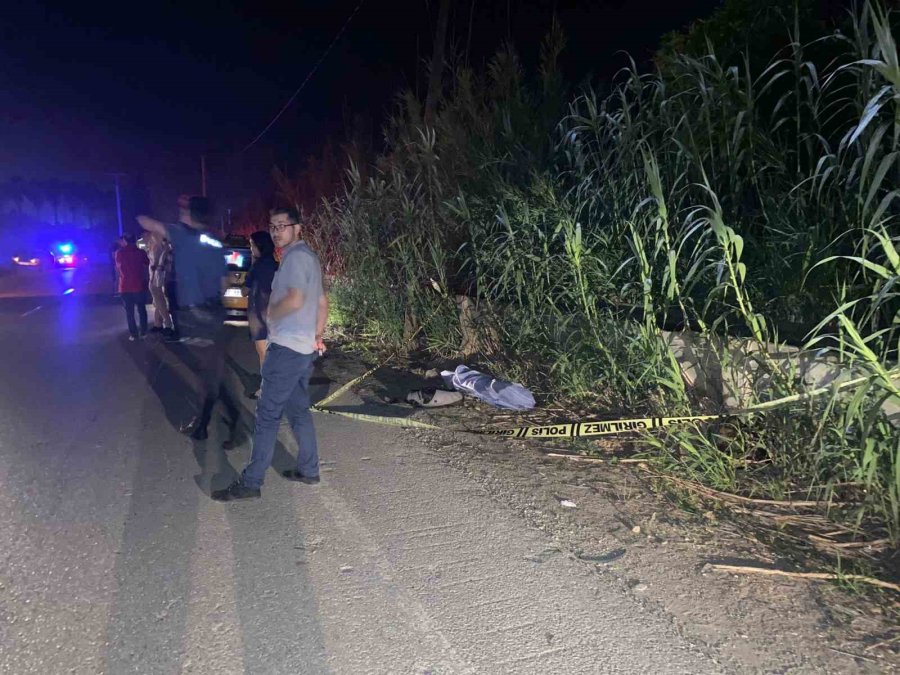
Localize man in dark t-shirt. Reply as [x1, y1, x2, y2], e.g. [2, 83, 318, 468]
[138, 196, 227, 440]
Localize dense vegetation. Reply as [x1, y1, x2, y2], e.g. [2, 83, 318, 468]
[303, 2, 898, 553]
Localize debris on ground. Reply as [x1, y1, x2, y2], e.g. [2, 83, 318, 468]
[406, 388, 464, 408]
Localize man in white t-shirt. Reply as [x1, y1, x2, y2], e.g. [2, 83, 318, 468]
[213, 207, 328, 501]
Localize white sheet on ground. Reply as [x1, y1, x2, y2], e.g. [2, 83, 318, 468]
[440, 365, 535, 410]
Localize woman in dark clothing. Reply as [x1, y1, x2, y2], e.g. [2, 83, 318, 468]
[244, 231, 278, 396]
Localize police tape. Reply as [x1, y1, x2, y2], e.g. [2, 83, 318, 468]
[314, 363, 383, 409]
[312, 406, 443, 430]
[314, 319, 432, 409]
[476, 414, 728, 438]
[310, 406, 729, 438]
[310, 368, 899, 439]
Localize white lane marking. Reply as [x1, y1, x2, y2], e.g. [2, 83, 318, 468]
[21, 305, 43, 317]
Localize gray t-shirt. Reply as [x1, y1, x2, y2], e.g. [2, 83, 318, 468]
[267, 241, 324, 355]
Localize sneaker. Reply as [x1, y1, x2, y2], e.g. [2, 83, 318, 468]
[163, 330, 180, 342]
[139, 332, 147, 340]
[211, 480, 260, 502]
[128, 335, 137, 342]
[281, 470, 320, 484]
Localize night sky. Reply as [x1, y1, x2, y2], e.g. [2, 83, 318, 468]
[1, 0, 721, 215]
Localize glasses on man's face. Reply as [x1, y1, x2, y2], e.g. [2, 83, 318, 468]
[268, 222, 297, 233]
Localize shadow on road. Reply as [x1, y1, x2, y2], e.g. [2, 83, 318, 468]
[226, 352, 261, 400]
[105, 332, 330, 672]
[120, 333, 242, 444]
[120, 332, 314, 493]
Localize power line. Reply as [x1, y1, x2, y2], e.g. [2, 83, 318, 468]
[241, 0, 367, 153]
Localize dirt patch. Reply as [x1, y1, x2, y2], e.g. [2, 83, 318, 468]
[308, 343, 900, 673]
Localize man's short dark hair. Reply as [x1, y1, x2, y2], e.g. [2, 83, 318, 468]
[123, 233, 136, 244]
[189, 196, 212, 223]
[270, 207, 299, 224]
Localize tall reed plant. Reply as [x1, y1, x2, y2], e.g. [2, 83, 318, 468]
[324, 1, 899, 543]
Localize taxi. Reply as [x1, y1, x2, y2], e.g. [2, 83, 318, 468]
[222, 235, 251, 317]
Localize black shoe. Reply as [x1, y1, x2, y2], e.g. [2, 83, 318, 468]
[190, 426, 209, 441]
[281, 470, 320, 484]
[211, 480, 260, 502]
[163, 330, 180, 342]
[179, 417, 209, 440]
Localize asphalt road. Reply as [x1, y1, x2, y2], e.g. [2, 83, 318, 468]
[0, 269, 722, 674]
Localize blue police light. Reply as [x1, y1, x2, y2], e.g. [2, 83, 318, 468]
[58, 243, 73, 254]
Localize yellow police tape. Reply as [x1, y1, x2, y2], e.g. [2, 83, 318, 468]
[310, 368, 899, 439]
[314, 363, 382, 409]
[311, 406, 725, 438]
[312, 406, 443, 430]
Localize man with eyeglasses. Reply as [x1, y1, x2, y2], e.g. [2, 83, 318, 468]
[213, 207, 328, 501]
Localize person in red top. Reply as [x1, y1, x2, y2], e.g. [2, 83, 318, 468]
[115, 233, 150, 341]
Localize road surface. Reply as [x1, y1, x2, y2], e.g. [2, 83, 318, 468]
[0, 269, 721, 673]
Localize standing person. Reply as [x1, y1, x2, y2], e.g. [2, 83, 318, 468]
[147, 231, 175, 336]
[110, 237, 124, 296]
[115, 233, 150, 341]
[213, 207, 328, 501]
[244, 230, 278, 398]
[137, 196, 227, 440]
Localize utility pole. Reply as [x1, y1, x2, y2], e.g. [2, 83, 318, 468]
[424, 0, 451, 127]
[201, 155, 207, 197]
[111, 173, 125, 237]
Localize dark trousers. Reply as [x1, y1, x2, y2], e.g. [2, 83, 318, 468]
[121, 292, 148, 337]
[241, 344, 319, 489]
[174, 304, 227, 431]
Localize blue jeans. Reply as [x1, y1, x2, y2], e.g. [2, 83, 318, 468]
[241, 343, 319, 489]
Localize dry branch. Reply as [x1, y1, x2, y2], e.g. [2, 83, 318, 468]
[544, 452, 646, 464]
[708, 564, 900, 593]
[652, 473, 850, 508]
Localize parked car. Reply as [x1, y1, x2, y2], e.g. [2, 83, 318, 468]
[138, 233, 252, 319]
[222, 235, 251, 318]
[11, 250, 50, 267]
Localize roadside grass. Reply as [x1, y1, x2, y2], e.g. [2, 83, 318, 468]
[320, 1, 899, 584]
